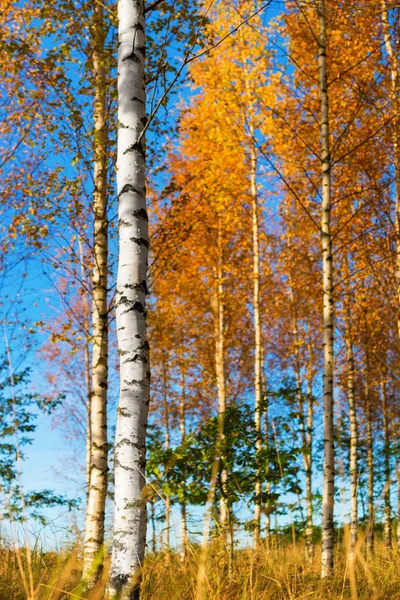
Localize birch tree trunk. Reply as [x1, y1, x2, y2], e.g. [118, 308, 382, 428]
[318, 0, 335, 578]
[365, 368, 375, 555]
[108, 0, 149, 594]
[396, 464, 400, 547]
[162, 355, 171, 551]
[382, 379, 392, 548]
[381, 2, 400, 338]
[83, 0, 109, 583]
[78, 236, 92, 496]
[381, 5, 400, 551]
[344, 271, 358, 560]
[249, 138, 263, 548]
[180, 364, 187, 559]
[287, 215, 314, 562]
[263, 406, 271, 550]
[304, 339, 314, 562]
[211, 225, 229, 541]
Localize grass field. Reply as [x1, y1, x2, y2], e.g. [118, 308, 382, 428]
[3, 533, 400, 600]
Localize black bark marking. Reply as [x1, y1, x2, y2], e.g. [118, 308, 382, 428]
[119, 183, 145, 198]
[134, 208, 148, 221]
[125, 379, 146, 386]
[130, 237, 149, 248]
[119, 218, 132, 228]
[131, 95, 145, 104]
[123, 353, 148, 364]
[123, 141, 145, 158]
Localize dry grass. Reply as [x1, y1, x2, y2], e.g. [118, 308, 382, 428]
[2, 537, 400, 599]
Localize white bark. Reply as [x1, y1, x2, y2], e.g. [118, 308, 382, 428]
[211, 223, 229, 539]
[381, 3, 400, 551]
[180, 365, 187, 559]
[318, 0, 335, 577]
[78, 236, 92, 496]
[396, 464, 400, 547]
[108, 0, 149, 595]
[365, 365, 374, 555]
[344, 269, 358, 560]
[162, 355, 171, 551]
[287, 214, 314, 561]
[305, 340, 314, 562]
[83, 0, 109, 584]
[249, 139, 263, 548]
[382, 379, 392, 548]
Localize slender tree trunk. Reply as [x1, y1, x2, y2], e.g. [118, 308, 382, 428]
[344, 271, 358, 560]
[396, 463, 400, 547]
[180, 364, 187, 559]
[212, 222, 229, 541]
[83, 1, 109, 584]
[151, 500, 156, 554]
[381, 2, 400, 335]
[382, 379, 392, 548]
[382, 4, 400, 552]
[318, 0, 335, 578]
[108, 0, 149, 595]
[260, 347, 271, 549]
[263, 406, 271, 550]
[84, 327, 92, 495]
[365, 369, 374, 555]
[78, 236, 92, 496]
[286, 220, 314, 562]
[162, 355, 171, 551]
[249, 137, 263, 548]
[304, 338, 314, 562]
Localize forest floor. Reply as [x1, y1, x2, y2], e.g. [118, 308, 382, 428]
[2, 537, 400, 600]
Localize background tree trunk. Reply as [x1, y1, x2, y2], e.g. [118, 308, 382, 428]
[83, 0, 109, 584]
[382, 379, 392, 548]
[344, 267, 358, 560]
[365, 367, 374, 555]
[305, 339, 314, 562]
[180, 363, 187, 559]
[249, 138, 263, 548]
[162, 354, 171, 552]
[212, 221, 229, 542]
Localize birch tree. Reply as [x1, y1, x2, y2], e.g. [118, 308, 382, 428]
[317, 0, 335, 576]
[83, 0, 110, 583]
[108, 0, 149, 595]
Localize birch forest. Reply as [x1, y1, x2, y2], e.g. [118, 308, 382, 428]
[4, 0, 400, 598]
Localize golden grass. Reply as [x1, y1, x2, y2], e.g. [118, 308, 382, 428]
[2, 537, 400, 599]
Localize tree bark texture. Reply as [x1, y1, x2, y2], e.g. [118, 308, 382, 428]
[287, 220, 314, 562]
[365, 369, 374, 555]
[249, 139, 263, 548]
[83, 0, 109, 584]
[382, 380, 392, 548]
[108, 0, 149, 595]
[304, 340, 314, 562]
[162, 355, 171, 551]
[344, 272, 358, 559]
[180, 365, 187, 558]
[212, 224, 229, 539]
[318, 0, 335, 578]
